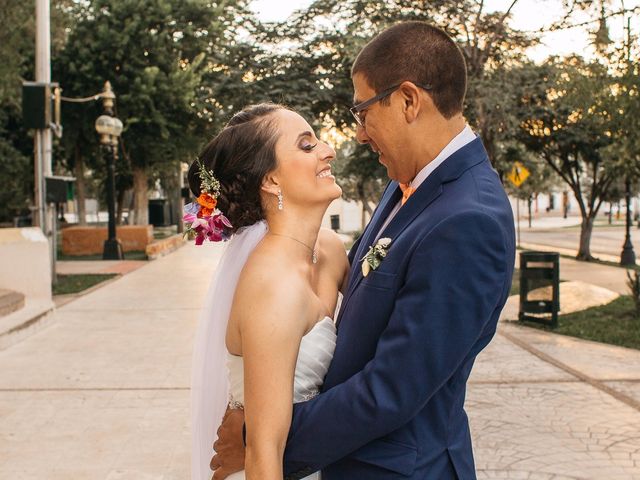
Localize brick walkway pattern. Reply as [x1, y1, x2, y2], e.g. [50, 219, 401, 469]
[0, 243, 639, 479]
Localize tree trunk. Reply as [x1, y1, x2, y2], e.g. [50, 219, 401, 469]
[73, 144, 87, 226]
[362, 199, 374, 219]
[577, 215, 596, 261]
[132, 167, 148, 225]
[528, 195, 533, 228]
[127, 188, 135, 225]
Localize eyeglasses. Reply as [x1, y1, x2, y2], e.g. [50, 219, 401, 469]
[349, 82, 433, 127]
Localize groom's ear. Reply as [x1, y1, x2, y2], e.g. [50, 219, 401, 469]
[398, 81, 423, 124]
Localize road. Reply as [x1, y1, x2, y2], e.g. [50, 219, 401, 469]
[518, 219, 640, 261]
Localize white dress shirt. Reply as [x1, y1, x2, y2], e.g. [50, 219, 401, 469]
[373, 125, 476, 241]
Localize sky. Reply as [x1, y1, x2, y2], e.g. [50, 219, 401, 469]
[249, 0, 638, 62]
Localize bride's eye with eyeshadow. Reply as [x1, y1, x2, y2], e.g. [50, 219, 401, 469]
[300, 139, 318, 152]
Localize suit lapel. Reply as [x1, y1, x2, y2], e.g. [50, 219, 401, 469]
[335, 185, 401, 327]
[373, 137, 490, 252]
[346, 179, 444, 299]
[339, 137, 491, 323]
[348, 183, 402, 291]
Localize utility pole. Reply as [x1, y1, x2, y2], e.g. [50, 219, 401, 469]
[35, 0, 56, 278]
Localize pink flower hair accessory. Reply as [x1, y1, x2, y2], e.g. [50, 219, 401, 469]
[183, 159, 233, 244]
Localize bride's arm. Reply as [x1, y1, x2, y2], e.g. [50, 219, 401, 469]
[234, 268, 309, 480]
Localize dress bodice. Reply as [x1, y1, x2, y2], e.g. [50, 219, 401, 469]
[226, 317, 337, 407]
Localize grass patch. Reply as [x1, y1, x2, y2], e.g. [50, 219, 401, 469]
[56, 250, 148, 261]
[517, 246, 640, 272]
[551, 252, 640, 272]
[511, 269, 520, 296]
[521, 295, 640, 350]
[579, 256, 640, 272]
[53, 274, 118, 295]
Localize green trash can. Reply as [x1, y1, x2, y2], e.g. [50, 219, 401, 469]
[149, 198, 170, 226]
[519, 251, 560, 328]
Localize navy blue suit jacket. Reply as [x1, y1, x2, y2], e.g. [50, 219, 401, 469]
[283, 137, 515, 479]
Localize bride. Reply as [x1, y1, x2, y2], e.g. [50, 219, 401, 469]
[189, 103, 349, 480]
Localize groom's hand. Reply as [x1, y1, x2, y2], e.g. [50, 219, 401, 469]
[210, 407, 245, 479]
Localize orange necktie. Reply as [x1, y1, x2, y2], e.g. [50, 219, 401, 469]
[399, 183, 415, 206]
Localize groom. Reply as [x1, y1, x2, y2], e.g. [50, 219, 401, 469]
[212, 21, 515, 479]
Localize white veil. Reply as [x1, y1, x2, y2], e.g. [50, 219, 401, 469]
[191, 220, 268, 480]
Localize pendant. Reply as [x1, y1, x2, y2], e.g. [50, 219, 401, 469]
[312, 250, 318, 264]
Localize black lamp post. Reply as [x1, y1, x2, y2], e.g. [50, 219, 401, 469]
[95, 81, 124, 260]
[620, 176, 636, 266]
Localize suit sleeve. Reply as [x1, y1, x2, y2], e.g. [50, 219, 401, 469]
[283, 211, 509, 476]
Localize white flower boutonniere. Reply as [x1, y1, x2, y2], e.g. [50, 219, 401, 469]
[361, 237, 392, 277]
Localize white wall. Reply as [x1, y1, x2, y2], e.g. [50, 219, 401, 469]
[0, 228, 52, 302]
[322, 198, 367, 233]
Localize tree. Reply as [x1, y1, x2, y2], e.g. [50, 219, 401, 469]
[502, 143, 560, 227]
[0, 1, 72, 224]
[604, 17, 640, 206]
[54, 0, 253, 225]
[334, 140, 387, 229]
[517, 57, 620, 260]
[245, 0, 537, 211]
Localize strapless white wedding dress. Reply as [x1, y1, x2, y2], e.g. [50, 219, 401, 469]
[226, 316, 337, 480]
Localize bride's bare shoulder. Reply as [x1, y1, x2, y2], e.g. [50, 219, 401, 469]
[318, 228, 348, 259]
[317, 228, 349, 280]
[239, 241, 302, 285]
[233, 243, 309, 325]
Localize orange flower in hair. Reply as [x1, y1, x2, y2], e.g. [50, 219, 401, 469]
[198, 207, 213, 218]
[197, 193, 217, 210]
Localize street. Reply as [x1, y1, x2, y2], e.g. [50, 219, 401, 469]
[513, 212, 640, 262]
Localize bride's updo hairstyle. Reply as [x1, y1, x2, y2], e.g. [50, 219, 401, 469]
[188, 102, 288, 233]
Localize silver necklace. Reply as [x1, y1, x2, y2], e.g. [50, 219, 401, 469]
[268, 232, 318, 264]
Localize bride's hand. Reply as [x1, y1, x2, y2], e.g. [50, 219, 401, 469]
[210, 407, 246, 479]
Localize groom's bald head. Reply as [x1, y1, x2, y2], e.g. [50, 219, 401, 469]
[351, 21, 467, 119]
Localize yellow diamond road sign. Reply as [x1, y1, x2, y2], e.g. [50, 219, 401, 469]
[507, 162, 530, 188]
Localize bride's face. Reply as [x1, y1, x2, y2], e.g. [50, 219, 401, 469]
[269, 109, 342, 207]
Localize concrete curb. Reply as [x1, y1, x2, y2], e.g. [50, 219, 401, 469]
[145, 234, 185, 260]
[0, 300, 55, 351]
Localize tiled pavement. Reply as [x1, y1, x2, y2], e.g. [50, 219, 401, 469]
[470, 328, 640, 480]
[1, 243, 639, 479]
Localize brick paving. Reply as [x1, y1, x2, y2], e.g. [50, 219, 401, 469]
[0, 243, 639, 479]
[470, 325, 640, 480]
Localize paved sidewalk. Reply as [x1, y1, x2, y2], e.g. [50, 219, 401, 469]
[516, 250, 631, 295]
[471, 324, 640, 479]
[516, 213, 583, 229]
[0, 244, 221, 479]
[0, 244, 639, 479]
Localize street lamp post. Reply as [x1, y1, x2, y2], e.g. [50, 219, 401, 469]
[619, 6, 637, 264]
[620, 176, 636, 266]
[95, 81, 124, 260]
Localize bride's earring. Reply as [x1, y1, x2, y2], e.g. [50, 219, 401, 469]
[277, 190, 283, 211]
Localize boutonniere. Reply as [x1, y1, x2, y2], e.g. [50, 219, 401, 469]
[361, 237, 392, 277]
